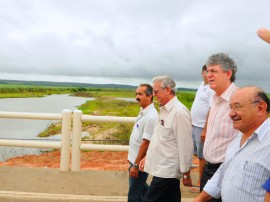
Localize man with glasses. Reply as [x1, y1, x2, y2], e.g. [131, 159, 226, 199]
[140, 75, 193, 202]
[200, 53, 239, 202]
[194, 86, 270, 202]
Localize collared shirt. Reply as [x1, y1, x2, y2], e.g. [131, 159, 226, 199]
[204, 118, 270, 202]
[203, 83, 238, 163]
[144, 96, 193, 179]
[128, 103, 158, 164]
[191, 82, 214, 128]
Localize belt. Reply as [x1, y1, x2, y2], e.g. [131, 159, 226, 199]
[206, 162, 222, 169]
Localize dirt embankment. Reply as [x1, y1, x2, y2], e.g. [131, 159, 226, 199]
[0, 151, 129, 171]
[0, 150, 199, 172]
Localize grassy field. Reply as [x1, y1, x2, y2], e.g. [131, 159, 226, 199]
[0, 83, 196, 143]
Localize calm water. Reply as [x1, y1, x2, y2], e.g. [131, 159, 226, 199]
[0, 94, 93, 161]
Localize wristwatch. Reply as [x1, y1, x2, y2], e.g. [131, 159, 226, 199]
[183, 174, 190, 179]
[133, 164, 139, 169]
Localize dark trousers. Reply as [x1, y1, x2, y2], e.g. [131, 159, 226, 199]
[128, 164, 149, 202]
[200, 162, 222, 202]
[143, 176, 181, 202]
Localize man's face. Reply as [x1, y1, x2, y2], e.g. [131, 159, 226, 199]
[207, 64, 229, 94]
[135, 86, 151, 108]
[153, 81, 168, 106]
[229, 89, 259, 133]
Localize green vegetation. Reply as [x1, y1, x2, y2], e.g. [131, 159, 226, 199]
[1, 82, 196, 144]
[176, 91, 196, 110]
[0, 83, 135, 98]
[0, 85, 74, 98]
[38, 123, 62, 137]
[37, 91, 196, 144]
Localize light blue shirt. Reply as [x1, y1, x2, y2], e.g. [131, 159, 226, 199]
[204, 118, 270, 202]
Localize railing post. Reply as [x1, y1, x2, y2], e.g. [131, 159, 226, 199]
[60, 109, 72, 171]
[71, 110, 82, 171]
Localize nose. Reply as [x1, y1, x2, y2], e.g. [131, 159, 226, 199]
[229, 108, 236, 118]
[207, 71, 213, 78]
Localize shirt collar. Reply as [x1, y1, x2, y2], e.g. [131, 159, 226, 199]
[161, 96, 177, 112]
[140, 103, 155, 116]
[253, 118, 270, 142]
[214, 82, 238, 102]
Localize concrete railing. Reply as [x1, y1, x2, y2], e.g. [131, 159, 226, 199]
[71, 110, 136, 171]
[0, 110, 136, 172]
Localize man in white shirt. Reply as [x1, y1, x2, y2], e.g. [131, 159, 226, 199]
[128, 84, 158, 202]
[189, 65, 214, 193]
[140, 75, 193, 202]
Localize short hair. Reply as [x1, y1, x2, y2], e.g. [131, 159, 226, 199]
[152, 75, 176, 95]
[202, 64, 207, 72]
[256, 89, 270, 113]
[206, 53, 237, 82]
[140, 83, 154, 101]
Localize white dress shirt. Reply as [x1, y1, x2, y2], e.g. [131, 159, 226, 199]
[128, 103, 158, 164]
[144, 96, 193, 179]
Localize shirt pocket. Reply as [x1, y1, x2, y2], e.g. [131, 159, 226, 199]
[134, 123, 143, 141]
[237, 161, 268, 193]
[159, 124, 174, 142]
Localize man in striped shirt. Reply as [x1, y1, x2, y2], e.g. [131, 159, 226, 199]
[194, 86, 270, 202]
[200, 53, 239, 202]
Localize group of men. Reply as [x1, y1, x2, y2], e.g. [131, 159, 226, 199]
[127, 52, 270, 202]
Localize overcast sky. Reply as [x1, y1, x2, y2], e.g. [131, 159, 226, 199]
[0, 0, 269, 91]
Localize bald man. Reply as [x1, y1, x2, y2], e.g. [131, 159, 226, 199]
[194, 86, 270, 202]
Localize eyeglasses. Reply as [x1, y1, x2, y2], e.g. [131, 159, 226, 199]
[153, 88, 165, 94]
[206, 69, 227, 75]
[229, 100, 260, 111]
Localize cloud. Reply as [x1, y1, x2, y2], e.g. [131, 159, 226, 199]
[0, 0, 269, 91]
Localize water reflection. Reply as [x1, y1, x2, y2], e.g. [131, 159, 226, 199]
[0, 94, 93, 161]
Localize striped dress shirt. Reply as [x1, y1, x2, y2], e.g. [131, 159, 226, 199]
[204, 118, 270, 202]
[203, 83, 238, 163]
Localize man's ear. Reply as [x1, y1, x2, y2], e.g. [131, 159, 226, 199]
[257, 101, 267, 116]
[226, 70, 233, 80]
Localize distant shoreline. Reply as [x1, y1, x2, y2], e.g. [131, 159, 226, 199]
[0, 79, 197, 91]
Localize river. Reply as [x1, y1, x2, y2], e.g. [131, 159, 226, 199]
[0, 94, 93, 161]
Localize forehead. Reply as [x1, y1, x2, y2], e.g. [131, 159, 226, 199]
[153, 81, 162, 88]
[207, 64, 222, 70]
[136, 86, 146, 92]
[230, 88, 254, 104]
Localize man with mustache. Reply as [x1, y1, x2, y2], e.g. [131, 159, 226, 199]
[194, 86, 270, 202]
[200, 53, 239, 202]
[127, 83, 158, 202]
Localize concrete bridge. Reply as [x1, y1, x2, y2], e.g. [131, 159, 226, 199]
[0, 166, 199, 201]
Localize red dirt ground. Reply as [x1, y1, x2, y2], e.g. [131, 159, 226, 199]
[0, 151, 199, 172]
